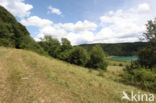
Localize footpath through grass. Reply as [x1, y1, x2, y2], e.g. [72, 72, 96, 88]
[0, 47, 155, 103]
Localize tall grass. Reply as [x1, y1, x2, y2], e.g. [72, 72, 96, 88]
[0, 47, 155, 103]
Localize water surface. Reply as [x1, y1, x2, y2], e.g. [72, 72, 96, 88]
[110, 56, 138, 61]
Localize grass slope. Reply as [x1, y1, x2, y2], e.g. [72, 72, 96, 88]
[0, 47, 155, 103]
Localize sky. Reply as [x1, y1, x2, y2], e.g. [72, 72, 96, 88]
[0, 0, 156, 45]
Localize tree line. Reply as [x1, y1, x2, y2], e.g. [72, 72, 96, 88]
[38, 36, 108, 70]
[80, 42, 147, 56]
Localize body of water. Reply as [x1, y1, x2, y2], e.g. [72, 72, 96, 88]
[110, 56, 138, 61]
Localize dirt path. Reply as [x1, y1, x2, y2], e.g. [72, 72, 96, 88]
[0, 49, 80, 103]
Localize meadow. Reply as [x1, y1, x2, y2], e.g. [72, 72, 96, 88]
[0, 47, 155, 103]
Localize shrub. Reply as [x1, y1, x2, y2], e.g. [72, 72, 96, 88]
[57, 50, 71, 61]
[87, 45, 108, 70]
[137, 18, 156, 69]
[123, 67, 156, 92]
[39, 36, 61, 58]
[61, 38, 72, 52]
[67, 47, 89, 66]
[138, 47, 156, 68]
[119, 63, 123, 66]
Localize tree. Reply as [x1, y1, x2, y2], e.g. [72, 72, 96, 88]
[0, 6, 45, 54]
[87, 45, 107, 70]
[122, 19, 156, 92]
[58, 38, 73, 60]
[143, 18, 156, 47]
[138, 47, 156, 69]
[39, 36, 61, 58]
[61, 38, 72, 51]
[67, 47, 89, 66]
[138, 18, 156, 68]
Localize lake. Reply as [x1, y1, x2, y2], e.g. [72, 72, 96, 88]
[110, 56, 138, 61]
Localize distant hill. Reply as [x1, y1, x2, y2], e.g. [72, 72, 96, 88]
[80, 42, 147, 56]
[0, 6, 44, 54]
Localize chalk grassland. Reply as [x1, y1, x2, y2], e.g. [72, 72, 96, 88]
[0, 47, 155, 103]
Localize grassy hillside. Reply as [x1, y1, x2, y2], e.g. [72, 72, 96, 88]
[0, 47, 155, 103]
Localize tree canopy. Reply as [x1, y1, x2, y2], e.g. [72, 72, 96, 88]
[0, 6, 45, 54]
[87, 45, 108, 70]
[138, 18, 156, 68]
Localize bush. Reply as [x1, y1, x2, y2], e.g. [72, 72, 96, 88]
[61, 38, 72, 52]
[39, 36, 61, 58]
[123, 68, 156, 92]
[137, 18, 156, 69]
[121, 18, 156, 93]
[87, 45, 108, 70]
[119, 63, 123, 66]
[138, 47, 156, 68]
[57, 50, 71, 61]
[67, 47, 89, 66]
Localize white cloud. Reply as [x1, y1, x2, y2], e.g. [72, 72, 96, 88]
[60, 20, 97, 32]
[0, 0, 33, 18]
[16, 1, 156, 45]
[48, 6, 62, 15]
[37, 26, 67, 39]
[65, 31, 95, 45]
[98, 2, 156, 43]
[24, 2, 156, 45]
[34, 21, 96, 45]
[138, 3, 150, 12]
[21, 16, 53, 27]
[21, 15, 97, 45]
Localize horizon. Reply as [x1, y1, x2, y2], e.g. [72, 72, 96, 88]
[78, 41, 147, 46]
[0, 0, 156, 45]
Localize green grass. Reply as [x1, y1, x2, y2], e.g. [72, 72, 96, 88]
[0, 47, 155, 103]
[107, 59, 130, 66]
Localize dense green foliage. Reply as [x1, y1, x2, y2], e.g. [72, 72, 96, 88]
[61, 38, 72, 52]
[87, 45, 108, 70]
[0, 6, 45, 54]
[137, 19, 156, 69]
[123, 18, 156, 92]
[38, 36, 107, 69]
[39, 36, 61, 58]
[38, 36, 89, 66]
[66, 47, 89, 66]
[143, 19, 156, 47]
[39, 36, 107, 70]
[123, 68, 156, 92]
[80, 42, 147, 56]
[138, 47, 156, 68]
[57, 38, 73, 60]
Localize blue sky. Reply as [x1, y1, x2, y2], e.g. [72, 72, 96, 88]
[0, 0, 156, 45]
[25, 0, 123, 22]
